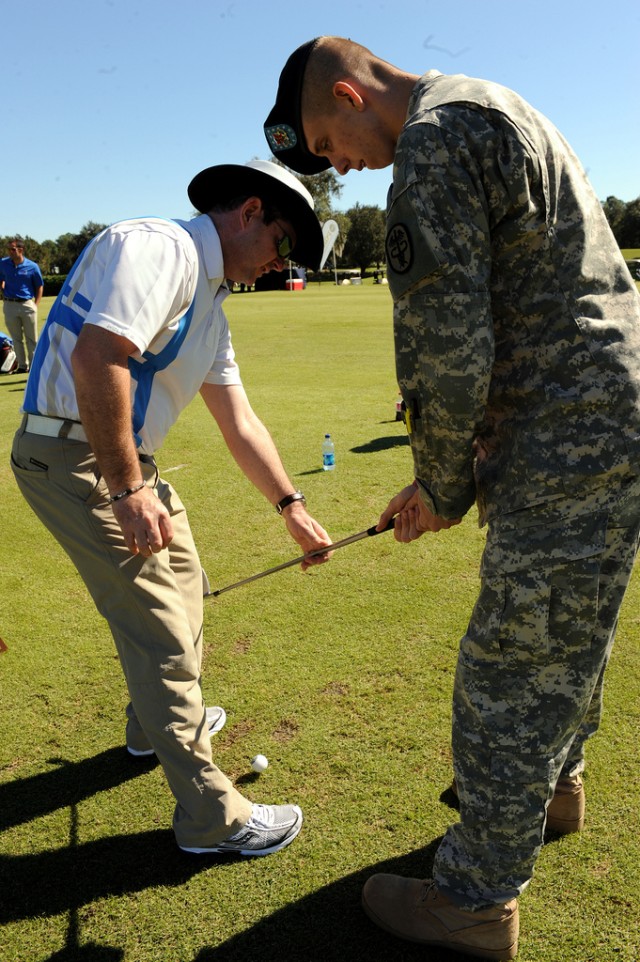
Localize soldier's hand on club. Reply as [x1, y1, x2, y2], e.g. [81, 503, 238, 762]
[283, 503, 333, 571]
[378, 482, 461, 542]
[112, 486, 174, 558]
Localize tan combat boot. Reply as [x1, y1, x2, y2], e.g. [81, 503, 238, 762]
[544, 774, 585, 833]
[362, 874, 519, 960]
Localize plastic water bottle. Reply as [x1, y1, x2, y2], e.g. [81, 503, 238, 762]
[322, 433, 335, 471]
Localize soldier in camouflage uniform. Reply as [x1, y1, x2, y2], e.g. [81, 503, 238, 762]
[264, 37, 640, 960]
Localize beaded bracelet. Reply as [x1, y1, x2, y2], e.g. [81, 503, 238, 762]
[107, 480, 147, 504]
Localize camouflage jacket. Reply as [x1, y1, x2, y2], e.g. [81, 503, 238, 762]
[386, 71, 640, 525]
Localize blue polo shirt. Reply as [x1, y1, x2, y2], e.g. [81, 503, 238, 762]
[0, 256, 44, 300]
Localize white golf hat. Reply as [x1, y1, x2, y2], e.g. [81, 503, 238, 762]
[188, 159, 322, 270]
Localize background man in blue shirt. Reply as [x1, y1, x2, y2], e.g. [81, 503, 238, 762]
[0, 237, 44, 373]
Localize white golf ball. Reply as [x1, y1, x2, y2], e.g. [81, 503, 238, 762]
[251, 754, 269, 773]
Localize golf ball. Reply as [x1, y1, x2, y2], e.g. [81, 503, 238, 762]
[251, 754, 269, 773]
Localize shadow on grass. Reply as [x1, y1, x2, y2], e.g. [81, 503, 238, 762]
[0, 748, 156, 833]
[350, 434, 409, 454]
[45, 943, 124, 962]
[1, 748, 222, 960]
[0, 382, 28, 393]
[0, 826, 206, 925]
[0, 749, 212, 928]
[194, 839, 455, 962]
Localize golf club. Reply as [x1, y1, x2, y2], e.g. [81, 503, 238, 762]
[206, 517, 396, 598]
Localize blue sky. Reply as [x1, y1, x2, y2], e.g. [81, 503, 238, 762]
[4, 0, 638, 241]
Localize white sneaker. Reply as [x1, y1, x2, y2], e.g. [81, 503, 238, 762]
[127, 706, 227, 757]
[179, 803, 303, 856]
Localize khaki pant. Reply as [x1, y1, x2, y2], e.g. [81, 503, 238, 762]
[3, 298, 38, 369]
[11, 418, 252, 848]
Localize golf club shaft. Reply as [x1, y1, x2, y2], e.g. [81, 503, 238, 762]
[207, 517, 395, 598]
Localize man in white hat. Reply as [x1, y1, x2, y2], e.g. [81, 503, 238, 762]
[11, 160, 331, 857]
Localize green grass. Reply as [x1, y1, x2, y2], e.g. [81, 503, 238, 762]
[1, 282, 639, 962]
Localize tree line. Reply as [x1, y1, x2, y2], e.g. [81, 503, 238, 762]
[3, 184, 638, 286]
[2, 222, 108, 278]
[601, 196, 640, 249]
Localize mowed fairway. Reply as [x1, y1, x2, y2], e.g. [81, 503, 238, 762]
[1, 281, 638, 962]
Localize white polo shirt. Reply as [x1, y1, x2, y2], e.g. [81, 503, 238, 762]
[23, 214, 242, 455]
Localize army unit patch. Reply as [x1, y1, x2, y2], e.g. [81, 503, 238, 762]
[386, 223, 413, 274]
[265, 124, 298, 153]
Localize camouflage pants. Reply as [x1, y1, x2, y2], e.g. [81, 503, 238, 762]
[433, 471, 640, 908]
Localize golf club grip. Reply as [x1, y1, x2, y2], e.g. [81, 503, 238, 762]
[306, 516, 395, 558]
[368, 517, 396, 536]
